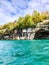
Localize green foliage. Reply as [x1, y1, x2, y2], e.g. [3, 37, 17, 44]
[0, 10, 49, 34]
[24, 14, 34, 28]
[32, 10, 42, 24]
[17, 17, 24, 29]
[18, 14, 34, 29]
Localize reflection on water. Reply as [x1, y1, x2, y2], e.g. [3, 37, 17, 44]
[0, 40, 49, 65]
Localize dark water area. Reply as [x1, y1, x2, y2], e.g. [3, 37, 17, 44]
[0, 40, 49, 65]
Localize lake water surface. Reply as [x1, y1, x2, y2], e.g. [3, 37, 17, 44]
[0, 40, 49, 65]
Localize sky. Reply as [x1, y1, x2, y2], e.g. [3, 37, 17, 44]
[0, 0, 49, 25]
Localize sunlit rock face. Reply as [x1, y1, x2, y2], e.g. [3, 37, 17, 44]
[37, 20, 49, 28]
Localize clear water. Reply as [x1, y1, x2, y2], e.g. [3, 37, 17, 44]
[0, 40, 49, 65]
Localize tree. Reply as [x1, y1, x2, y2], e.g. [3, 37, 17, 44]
[23, 14, 34, 28]
[17, 17, 24, 29]
[32, 10, 42, 25]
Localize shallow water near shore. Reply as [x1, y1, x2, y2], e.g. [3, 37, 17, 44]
[0, 40, 49, 65]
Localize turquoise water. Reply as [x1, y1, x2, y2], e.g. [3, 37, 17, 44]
[0, 40, 49, 65]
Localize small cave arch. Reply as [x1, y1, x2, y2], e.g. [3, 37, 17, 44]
[34, 29, 49, 39]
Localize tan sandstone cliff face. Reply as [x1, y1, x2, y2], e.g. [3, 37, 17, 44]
[37, 20, 49, 27]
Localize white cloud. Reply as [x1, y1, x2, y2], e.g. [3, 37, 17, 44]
[0, 0, 17, 15]
[0, 0, 49, 25]
[41, 0, 49, 4]
[46, 5, 49, 10]
[0, 11, 16, 25]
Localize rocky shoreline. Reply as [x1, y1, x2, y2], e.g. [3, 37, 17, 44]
[0, 20, 49, 40]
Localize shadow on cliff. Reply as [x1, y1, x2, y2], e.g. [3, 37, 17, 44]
[34, 29, 49, 39]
